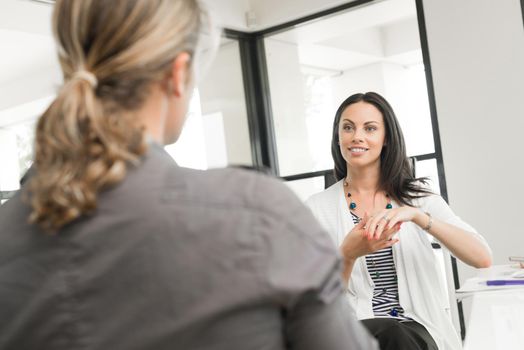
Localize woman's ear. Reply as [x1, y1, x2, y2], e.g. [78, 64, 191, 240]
[169, 52, 191, 97]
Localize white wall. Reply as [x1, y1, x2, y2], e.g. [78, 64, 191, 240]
[422, 1, 524, 327]
[0, 0, 53, 36]
[0, 0, 60, 112]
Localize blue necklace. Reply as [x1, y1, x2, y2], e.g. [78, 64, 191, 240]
[343, 179, 392, 210]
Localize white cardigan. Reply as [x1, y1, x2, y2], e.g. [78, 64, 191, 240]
[305, 180, 491, 350]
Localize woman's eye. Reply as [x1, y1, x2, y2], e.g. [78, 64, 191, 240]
[365, 126, 377, 132]
[343, 125, 353, 131]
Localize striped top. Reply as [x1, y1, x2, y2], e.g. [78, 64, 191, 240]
[351, 212, 411, 321]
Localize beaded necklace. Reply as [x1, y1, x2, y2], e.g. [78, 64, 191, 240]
[344, 180, 402, 319]
[343, 178, 392, 210]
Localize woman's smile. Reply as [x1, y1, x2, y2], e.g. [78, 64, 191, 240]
[349, 147, 369, 156]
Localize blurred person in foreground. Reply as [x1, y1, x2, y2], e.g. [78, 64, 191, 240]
[0, 1, 378, 350]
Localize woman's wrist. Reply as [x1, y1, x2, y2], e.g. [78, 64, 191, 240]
[341, 248, 357, 262]
[414, 209, 432, 231]
[343, 255, 357, 265]
[341, 256, 356, 285]
[422, 212, 433, 232]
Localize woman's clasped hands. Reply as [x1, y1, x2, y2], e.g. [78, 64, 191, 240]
[340, 211, 403, 261]
[366, 206, 428, 240]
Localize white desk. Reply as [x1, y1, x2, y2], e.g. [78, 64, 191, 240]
[461, 265, 524, 350]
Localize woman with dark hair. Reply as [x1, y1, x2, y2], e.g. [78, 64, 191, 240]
[0, 1, 378, 349]
[306, 92, 492, 350]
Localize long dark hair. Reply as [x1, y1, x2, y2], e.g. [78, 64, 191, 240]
[331, 92, 432, 206]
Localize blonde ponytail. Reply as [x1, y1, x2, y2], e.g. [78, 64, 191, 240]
[29, 69, 146, 231]
[28, 0, 205, 231]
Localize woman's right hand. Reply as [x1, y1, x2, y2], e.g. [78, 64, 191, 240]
[340, 213, 400, 262]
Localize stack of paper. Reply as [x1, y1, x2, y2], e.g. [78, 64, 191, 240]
[456, 264, 524, 300]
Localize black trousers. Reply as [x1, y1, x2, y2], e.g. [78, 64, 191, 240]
[361, 318, 438, 350]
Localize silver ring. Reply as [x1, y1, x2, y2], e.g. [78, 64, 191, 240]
[380, 216, 390, 222]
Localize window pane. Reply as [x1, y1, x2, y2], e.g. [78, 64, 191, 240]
[415, 158, 440, 194]
[1, 37, 250, 192]
[285, 176, 326, 202]
[264, 0, 435, 176]
[167, 38, 253, 170]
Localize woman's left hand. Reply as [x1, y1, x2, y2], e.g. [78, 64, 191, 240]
[366, 206, 423, 240]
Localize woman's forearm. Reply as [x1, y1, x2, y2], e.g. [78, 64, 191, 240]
[342, 257, 356, 286]
[413, 211, 492, 268]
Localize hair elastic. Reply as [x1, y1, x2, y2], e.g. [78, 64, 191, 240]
[72, 69, 98, 89]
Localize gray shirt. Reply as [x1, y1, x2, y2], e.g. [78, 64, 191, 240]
[0, 143, 377, 350]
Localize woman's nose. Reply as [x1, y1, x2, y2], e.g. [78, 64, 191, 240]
[352, 129, 364, 143]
